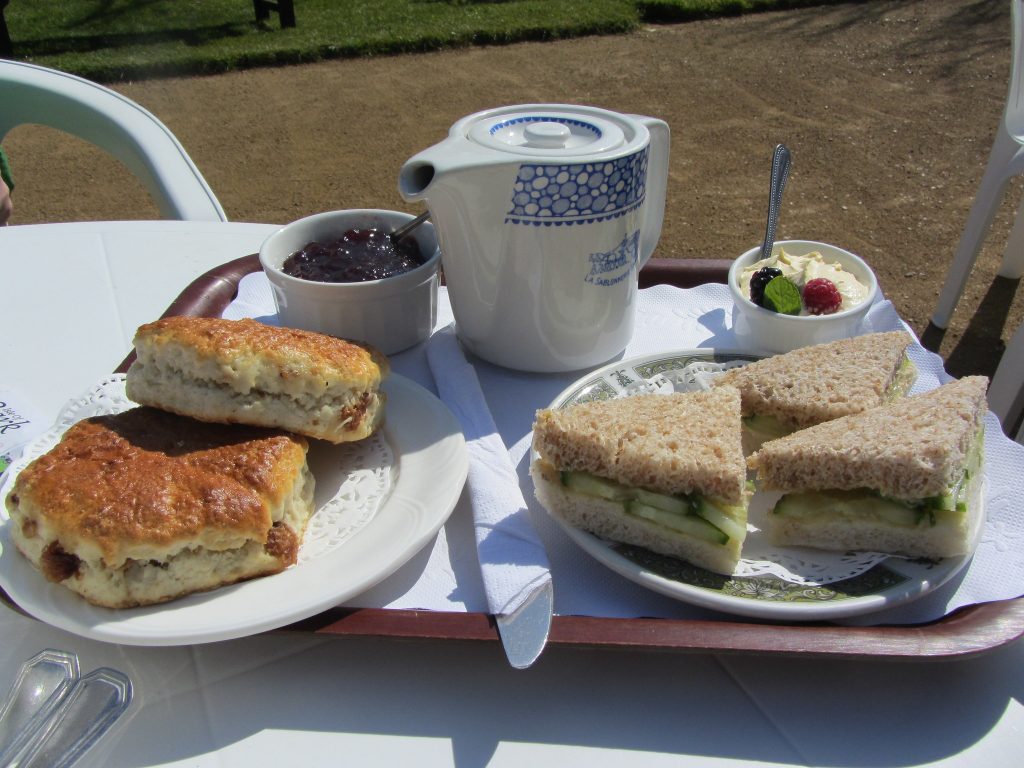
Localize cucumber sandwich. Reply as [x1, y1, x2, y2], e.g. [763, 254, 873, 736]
[531, 387, 749, 575]
[711, 331, 918, 450]
[748, 376, 989, 559]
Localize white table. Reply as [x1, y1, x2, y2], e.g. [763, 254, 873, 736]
[1, 221, 1022, 768]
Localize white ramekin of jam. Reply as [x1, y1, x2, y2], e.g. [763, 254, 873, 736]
[259, 209, 440, 354]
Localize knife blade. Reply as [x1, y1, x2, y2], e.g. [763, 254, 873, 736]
[496, 580, 553, 669]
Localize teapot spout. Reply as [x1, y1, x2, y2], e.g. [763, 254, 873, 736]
[398, 156, 436, 202]
[399, 135, 500, 203]
[399, 137, 466, 202]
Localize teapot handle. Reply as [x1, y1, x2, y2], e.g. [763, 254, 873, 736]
[632, 116, 670, 269]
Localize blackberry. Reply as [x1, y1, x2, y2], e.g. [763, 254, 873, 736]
[749, 266, 783, 306]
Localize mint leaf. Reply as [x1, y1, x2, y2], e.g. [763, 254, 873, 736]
[763, 276, 802, 315]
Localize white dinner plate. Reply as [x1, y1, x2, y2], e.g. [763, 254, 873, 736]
[539, 349, 980, 621]
[0, 374, 468, 645]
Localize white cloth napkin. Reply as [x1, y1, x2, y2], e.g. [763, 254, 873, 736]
[425, 324, 552, 617]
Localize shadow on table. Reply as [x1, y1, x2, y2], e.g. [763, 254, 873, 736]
[716, 636, 1024, 767]
[921, 275, 1021, 379]
[103, 626, 1023, 767]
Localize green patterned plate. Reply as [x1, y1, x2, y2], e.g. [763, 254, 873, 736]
[540, 349, 979, 621]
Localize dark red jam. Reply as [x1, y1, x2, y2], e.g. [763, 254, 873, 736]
[282, 228, 424, 283]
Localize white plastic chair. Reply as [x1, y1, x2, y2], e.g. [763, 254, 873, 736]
[0, 59, 227, 221]
[988, 320, 1024, 441]
[931, 0, 1024, 329]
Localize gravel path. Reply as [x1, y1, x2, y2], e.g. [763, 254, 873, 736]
[5, 0, 1020, 378]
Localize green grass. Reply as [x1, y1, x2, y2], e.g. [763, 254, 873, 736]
[5, 0, 855, 82]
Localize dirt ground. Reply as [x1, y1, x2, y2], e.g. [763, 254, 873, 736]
[5, 0, 1022, 378]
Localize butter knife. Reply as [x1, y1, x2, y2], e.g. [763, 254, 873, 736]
[426, 325, 554, 669]
[496, 580, 553, 669]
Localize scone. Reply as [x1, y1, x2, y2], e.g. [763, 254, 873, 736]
[126, 316, 388, 443]
[5, 407, 315, 608]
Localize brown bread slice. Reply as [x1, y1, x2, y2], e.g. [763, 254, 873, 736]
[532, 387, 746, 504]
[748, 376, 989, 500]
[712, 331, 916, 430]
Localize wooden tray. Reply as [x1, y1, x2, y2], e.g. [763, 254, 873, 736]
[99, 255, 1024, 659]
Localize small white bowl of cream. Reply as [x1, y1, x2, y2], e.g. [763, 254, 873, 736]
[728, 240, 878, 353]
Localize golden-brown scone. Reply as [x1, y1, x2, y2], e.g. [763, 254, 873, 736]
[125, 317, 388, 443]
[5, 407, 315, 608]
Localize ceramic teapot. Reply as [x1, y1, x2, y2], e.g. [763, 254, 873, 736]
[399, 104, 670, 372]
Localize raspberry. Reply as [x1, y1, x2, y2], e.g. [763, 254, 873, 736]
[749, 267, 783, 307]
[803, 278, 843, 315]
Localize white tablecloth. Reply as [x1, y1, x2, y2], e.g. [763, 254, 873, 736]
[1, 222, 1022, 768]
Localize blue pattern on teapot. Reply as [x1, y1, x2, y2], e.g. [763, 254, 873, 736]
[505, 149, 649, 226]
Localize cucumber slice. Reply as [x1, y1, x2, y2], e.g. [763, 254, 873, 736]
[774, 490, 920, 527]
[633, 488, 692, 516]
[924, 427, 982, 513]
[742, 414, 793, 440]
[561, 471, 630, 502]
[869, 499, 921, 528]
[924, 488, 959, 512]
[693, 498, 747, 541]
[884, 357, 918, 402]
[930, 508, 965, 527]
[562, 471, 693, 512]
[559, 470, 742, 546]
[772, 493, 822, 519]
[626, 501, 729, 545]
[774, 489, 970, 529]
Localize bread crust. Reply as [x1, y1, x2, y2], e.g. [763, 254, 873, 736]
[133, 316, 388, 394]
[5, 407, 315, 608]
[748, 376, 989, 499]
[532, 388, 746, 504]
[126, 317, 388, 442]
[713, 331, 915, 429]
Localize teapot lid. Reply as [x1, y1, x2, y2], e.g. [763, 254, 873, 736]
[464, 106, 634, 157]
